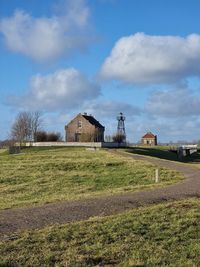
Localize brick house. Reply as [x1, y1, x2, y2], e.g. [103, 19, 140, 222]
[141, 132, 157, 146]
[65, 113, 105, 142]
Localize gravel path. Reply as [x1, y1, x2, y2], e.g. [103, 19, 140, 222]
[1, 151, 200, 238]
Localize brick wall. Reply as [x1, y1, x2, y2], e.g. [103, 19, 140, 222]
[65, 114, 104, 142]
[141, 137, 157, 146]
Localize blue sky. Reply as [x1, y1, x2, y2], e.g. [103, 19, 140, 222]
[0, 0, 200, 142]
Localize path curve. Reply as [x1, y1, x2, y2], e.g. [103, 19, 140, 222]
[1, 151, 200, 238]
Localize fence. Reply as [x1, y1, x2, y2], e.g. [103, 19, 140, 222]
[24, 142, 127, 148]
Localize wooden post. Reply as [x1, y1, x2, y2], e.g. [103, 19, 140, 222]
[155, 168, 159, 183]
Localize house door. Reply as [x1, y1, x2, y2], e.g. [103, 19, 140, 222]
[75, 133, 81, 142]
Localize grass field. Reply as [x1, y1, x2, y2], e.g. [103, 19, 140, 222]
[126, 146, 178, 161]
[0, 149, 7, 154]
[0, 198, 199, 267]
[0, 147, 183, 210]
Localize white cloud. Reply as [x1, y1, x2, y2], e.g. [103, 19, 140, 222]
[7, 68, 100, 111]
[100, 33, 200, 84]
[82, 100, 141, 118]
[145, 85, 200, 117]
[0, 0, 90, 61]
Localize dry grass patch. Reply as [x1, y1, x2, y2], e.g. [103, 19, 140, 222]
[0, 147, 183, 210]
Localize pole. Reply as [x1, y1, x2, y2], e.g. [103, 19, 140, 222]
[155, 169, 159, 183]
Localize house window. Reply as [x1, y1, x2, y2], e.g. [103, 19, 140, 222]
[78, 121, 82, 128]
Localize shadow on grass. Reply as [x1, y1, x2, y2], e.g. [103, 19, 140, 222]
[126, 147, 200, 163]
[0, 263, 15, 267]
[20, 146, 67, 153]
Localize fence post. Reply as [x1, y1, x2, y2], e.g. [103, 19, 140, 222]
[155, 168, 159, 183]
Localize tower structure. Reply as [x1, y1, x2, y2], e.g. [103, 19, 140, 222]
[117, 112, 126, 141]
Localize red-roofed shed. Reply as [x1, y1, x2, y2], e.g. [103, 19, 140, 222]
[141, 132, 157, 146]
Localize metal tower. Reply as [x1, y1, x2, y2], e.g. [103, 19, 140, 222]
[117, 112, 126, 140]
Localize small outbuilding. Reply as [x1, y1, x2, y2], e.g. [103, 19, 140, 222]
[141, 132, 157, 146]
[65, 113, 105, 142]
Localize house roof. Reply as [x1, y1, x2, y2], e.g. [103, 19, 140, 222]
[82, 114, 105, 129]
[142, 132, 156, 139]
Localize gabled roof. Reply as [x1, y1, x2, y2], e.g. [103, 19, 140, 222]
[82, 114, 105, 129]
[142, 132, 156, 139]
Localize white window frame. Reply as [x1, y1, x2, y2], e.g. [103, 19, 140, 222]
[78, 121, 82, 128]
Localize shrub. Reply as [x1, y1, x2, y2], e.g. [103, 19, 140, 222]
[112, 134, 126, 143]
[35, 131, 62, 142]
[47, 132, 62, 142]
[35, 131, 47, 142]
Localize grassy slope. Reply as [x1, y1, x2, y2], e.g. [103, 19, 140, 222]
[126, 146, 179, 161]
[126, 146, 200, 163]
[0, 198, 199, 267]
[0, 147, 183, 210]
[0, 149, 7, 154]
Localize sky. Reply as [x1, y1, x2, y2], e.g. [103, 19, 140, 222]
[0, 0, 200, 143]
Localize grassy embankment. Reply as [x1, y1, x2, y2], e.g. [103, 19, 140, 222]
[0, 147, 183, 210]
[126, 146, 200, 164]
[0, 198, 199, 267]
[0, 149, 7, 154]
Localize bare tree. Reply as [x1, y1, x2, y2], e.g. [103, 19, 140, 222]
[105, 135, 113, 142]
[11, 112, 31, 144]
[11, 111, 42, 144]
[30, 111, 42, 141]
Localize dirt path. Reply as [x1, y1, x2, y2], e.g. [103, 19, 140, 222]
[1, 151, 200, 238]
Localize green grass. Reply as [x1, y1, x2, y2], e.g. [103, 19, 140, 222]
[0, 198, 199, 267]
[126, 146, 179, 161]
[0, 149, 7, 155]
[126, 146, 200, 163]
[0, 147, 183, 210]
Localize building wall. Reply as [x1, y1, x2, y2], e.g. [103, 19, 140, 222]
[65, 114, 104, 142]
[141, 137, 157, 146]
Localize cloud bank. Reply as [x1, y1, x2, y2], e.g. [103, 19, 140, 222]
[7, 68, 100, 111]
[83, 100, 141, 118]
[100, 33, 200, 84]
[0, 0, 90, 61]
[145, 85, 200, 117]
